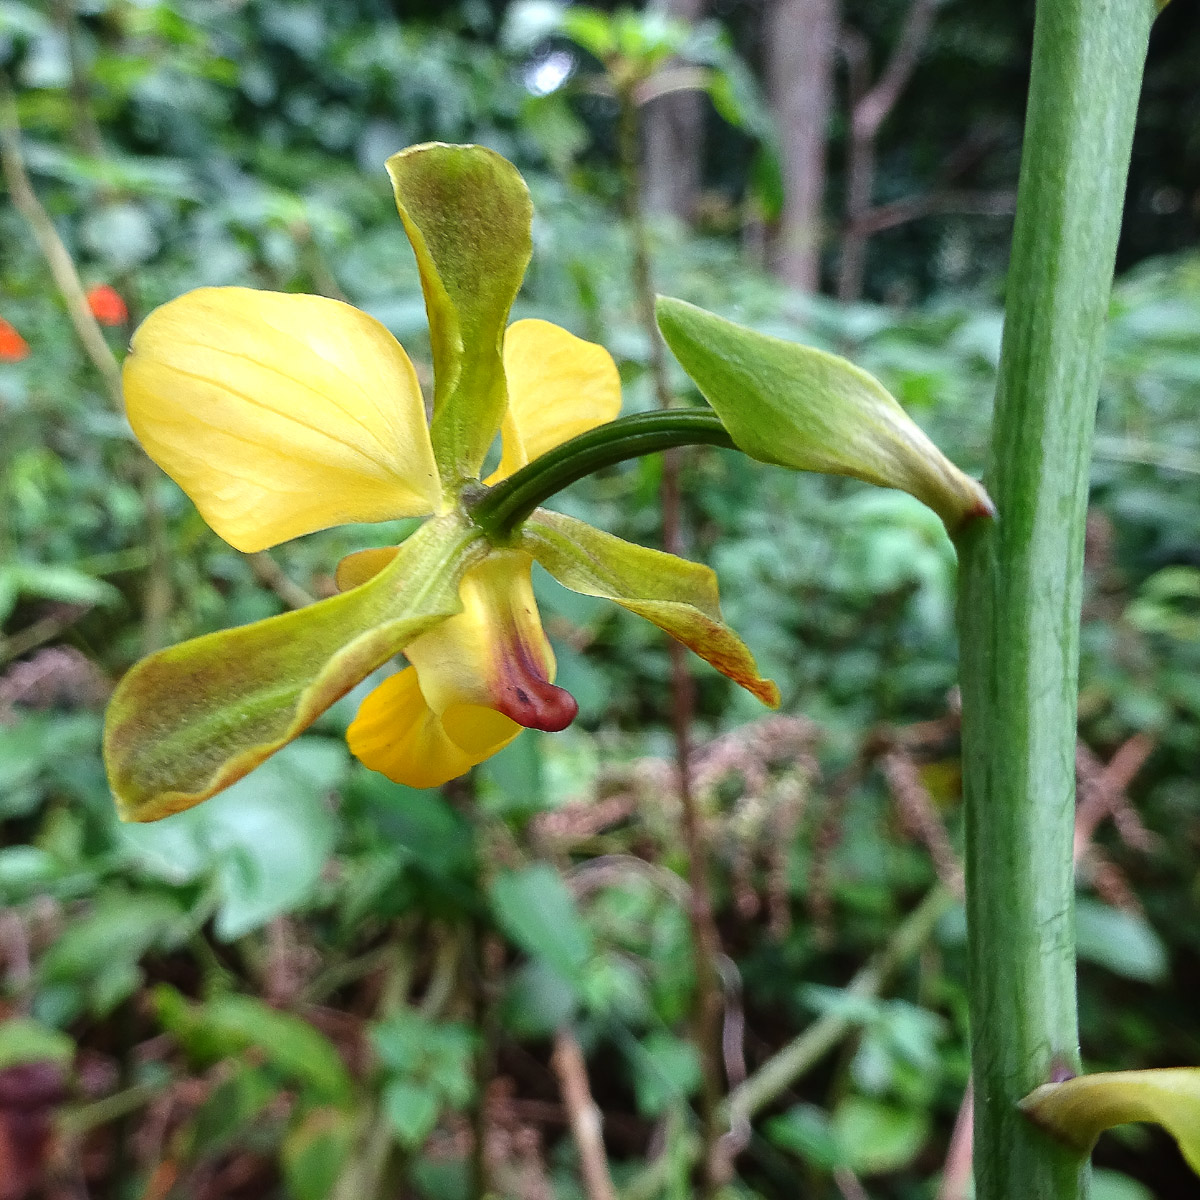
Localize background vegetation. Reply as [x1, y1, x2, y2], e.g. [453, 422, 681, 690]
[1, 1, 1198, 1197]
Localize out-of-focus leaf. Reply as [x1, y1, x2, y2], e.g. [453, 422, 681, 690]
[0, 1018, 74, 1070]
[36, 892, 188, 1019]
[1075, 900, 1168, 983]
[383, 1079, 441, 1148]
[154, 989, 353, 1108]
[282, 1108, 357, 1200]
[832, 1095, 931, 1176]
[764, 1104, 841, 1171]
[489, 863, 593, 984]
[0, 562, 120, 623]
[124, 738, 345, 939]
[631, 1032, 702, 1116]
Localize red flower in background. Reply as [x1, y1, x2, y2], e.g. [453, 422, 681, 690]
[86, 284, 128, 326]
[0, 317, 29, 362]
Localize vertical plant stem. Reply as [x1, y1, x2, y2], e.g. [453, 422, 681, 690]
[617, 86, 723, 1198]
[955, 3, 1154, 1198]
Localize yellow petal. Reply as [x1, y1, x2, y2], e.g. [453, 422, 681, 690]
[346, 667, 518, 789]
[123, 288, 441, 552]
[486, 319, 622, 484]
[404, 549, 578, 732]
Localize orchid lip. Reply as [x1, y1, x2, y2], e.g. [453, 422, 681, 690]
[494, 636, 578, 732]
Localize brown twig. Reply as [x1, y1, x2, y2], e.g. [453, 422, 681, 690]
[249, 552, 316, 610]
[847, 188, 1018, 238]
[1074, 734, 1155, 857]
[837, 0, 943, 301]
[551, 1030, 618, 1200]
[880, 746, 964, 898]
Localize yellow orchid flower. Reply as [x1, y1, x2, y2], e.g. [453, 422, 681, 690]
[105, 142, 779, 821]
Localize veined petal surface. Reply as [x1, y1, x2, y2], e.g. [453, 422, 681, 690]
[386, 143, 532, 485]
[522, 510, 780, 707]
[487, 319, 622, 483]
[104, 516, 484, 821]
[122, 288, 441, 553]
[347, 549, 577, 789]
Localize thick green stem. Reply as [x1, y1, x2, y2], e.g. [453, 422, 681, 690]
[955, 3, 1153, 1198]
[468, 409, 734, 541]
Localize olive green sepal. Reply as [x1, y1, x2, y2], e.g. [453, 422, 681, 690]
[104, 516, 485, 822]
[521, 509, 780, 707]
[386, 143, 533, 487]
[1021, 1068, 1200, 1174]
[656, 296, 995, 534]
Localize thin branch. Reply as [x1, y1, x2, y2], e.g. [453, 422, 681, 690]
[846, 189, 1018, 238]
[854, 0, 942, 140]
[249, 552, 316, 610]
[0, 76, 121, 410]
[722, 884, 954, 1124]
[551, 1029, 618, 1200]
[837, 0, 943, 301]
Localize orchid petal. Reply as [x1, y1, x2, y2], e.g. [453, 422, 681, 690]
[522, 510, 780, 707]
[122, 288, 441, 552]
[105, 516, 484, 821]
[656, 297, 994, 534]
[386, 143, 532, 485]
[486, 319, 622, 484]
[1021, 1069, 1200, 1174]
[347, 667, 519, 790]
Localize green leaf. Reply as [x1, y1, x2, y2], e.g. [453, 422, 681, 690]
[2, 562, 121, 621]
[832, 1095, 931, 1176]
[0, 1018, 74, 1070]
[1074, 899, 1168, 983]
[490, 863, 593, 984]
[1021, 1068, 1200, 1174]
[386, 143, 532, 485]
[104, 514, 484, 822]
[632, 1032, 702, 1116]
[38, 892, 188, 1018]
[656, 296, 994, 533]
[282, 1108, 356, 1200]
[155, 990, 354, 1108]
[123, 739, 345, 940]
[383, 1079, 441, 1149]
[521, 509, 779, 706]
[765, 1104, 842, 1171]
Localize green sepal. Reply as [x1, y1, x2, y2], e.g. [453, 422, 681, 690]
[656, 296, 995, 534]
[1020, 1068, 1200, 1174]
[104, 515, 485, 822]
[386, 143, 533, 486]
[521, 509, 779, 707]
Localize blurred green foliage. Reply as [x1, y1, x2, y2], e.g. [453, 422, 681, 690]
[1, 1, 1198, 1197]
